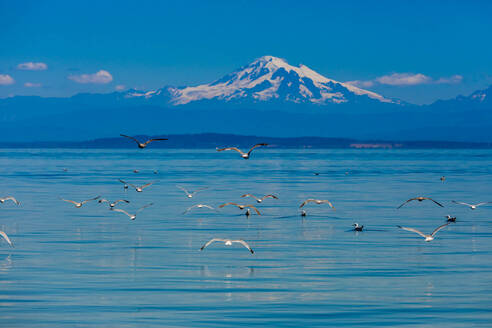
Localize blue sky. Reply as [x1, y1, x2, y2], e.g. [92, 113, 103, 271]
[0, 0, 491, 104]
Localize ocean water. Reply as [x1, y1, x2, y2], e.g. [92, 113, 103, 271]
[0, 148, 491, 327]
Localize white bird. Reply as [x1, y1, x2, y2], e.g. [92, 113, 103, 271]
[98, 198, 129, 208]
[177, 185, 208, 198]
[120, 134, 168, 149]
[110, 203, 153, 220]
[216, 143, 268, 159]
[0, 231, 13, 247]
[299, 199, 335, 210]
[119, 179, 155, 192]
[200, 238, 254, 254]
[353, 223, 364, 231]
[60, 196, 100, 208]
[0, 196, 20, 205]
[452, 200, 491, 210]
[397, 197, 443, 209]
[241, 194, 278, 203]
[219, 203, 261, 215]
[183, 204, 216, 214]
[397, 222, 451, 242]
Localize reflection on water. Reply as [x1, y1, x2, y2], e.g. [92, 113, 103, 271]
[0, 149, 491, 327]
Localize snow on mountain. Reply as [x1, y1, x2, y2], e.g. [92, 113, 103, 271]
[125, 56, 393, 106]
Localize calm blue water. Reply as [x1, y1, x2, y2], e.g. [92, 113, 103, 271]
[0, 148, 491, 327]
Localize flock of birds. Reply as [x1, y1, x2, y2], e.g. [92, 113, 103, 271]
[0, 135, 491, 254]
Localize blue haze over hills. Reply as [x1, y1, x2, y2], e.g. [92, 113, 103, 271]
[1, 56, 490, 142]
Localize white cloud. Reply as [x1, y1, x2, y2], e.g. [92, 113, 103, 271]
[68, 70, 113, 84]
[435, 74, 463, 84]
[24, 82, 42, 87]
[17, 62, 48, 71]
[115, 84, 126, 91]
[0, 74, 14, 85]
[347, 72, 463, 88]
[346, 80, 375, 88]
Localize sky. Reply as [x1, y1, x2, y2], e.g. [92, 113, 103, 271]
[0, 0, 491, 104]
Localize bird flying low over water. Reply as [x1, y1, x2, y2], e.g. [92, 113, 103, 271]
[241, 194, 278, 203]
[60, 196, 100, 208]
[0, 196, 20, 205]
[299, 199, 335, 210]
[219, 203, 261, 215]
[0, 231, 13, 247]
[452, 200, 491, 210]
[98, 199, 129, 208]
[200, 238, 254, 254]
[110, 203, 153, 220]
[177, 185, 208, 198]
[119, 179, 155, 192]
[183, 204, 216, 214]
[397, 197, 443, 209]
[397, 222, 451, 242]
[120, 134, 168, 149]
[216, 143, 268, 159]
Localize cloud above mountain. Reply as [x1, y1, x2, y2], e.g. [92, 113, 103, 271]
[17, 62, 48, 71]
[68, 70, 113, 84]
[0, 74, 14, 85]
[348, 73, 463, 87]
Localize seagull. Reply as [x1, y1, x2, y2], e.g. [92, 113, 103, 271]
[98, 198, 130, 208]
[110, 203, 153, 220]
[440, 176, 446, 182]
[299, 199, 335, 210]
[397, 197, 443, 209]
[445, 215, 456, 222]
[183, 204, 216, 214]
[200, 238, 254, 254]
[60, 196, 100, 208]
[241, 194, 278, 203]
[120, 134, 168, 149]
[216, 143, 268, 159]
[133, 169, 139, 173]
[218, 203, 261, 215]
[118, 179, 129, 190]
[397, 222, 451, 242]
[352, 223, 364, 231]
[177, 185, 208, 198]
[119, 179, 155, 192]
[452, 200, 491, 210]
[0, 196, 20, 205]
[0, 231, 13, 247]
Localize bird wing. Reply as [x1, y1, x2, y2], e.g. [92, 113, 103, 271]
[81, 196, 100, 204]
[319, 200, 335, 210]
[262, 194, 278, 200]
[137, 203, 153, 212]
[0, 231, 13, 247]
[233, 240, 254, 254]
[60, 198, 78, 205]
[200, 238, 224, 250]
[202, 205, 215, 210]
[118, 179, 128, 185]
[140, 182, 154, 189]
[452, 200, 472, 207]
[426, 198, 444, 207]
[143, 138, 168, 146]
[113, 199, 130, 205]
[397, 198, 416, 209]
[431, 222, 451, 237]
[219, 202, 239, 208]
[475, 202, 491, 207]
[245, 205, 261, 215]
[98, 198, 109, 203]
[177, 185, 190, 195]
[183, 205, 197, 214]
[120, 134, 141, 145]
[2, 196, 20, 205]
[247, 143, 268, 155]
[241, 194, 260, 201]
[191, 187, 208, 196]
[111, 208, 132, 218]
[216, 147, 245, 155]
[397, 225, 427, 238]
[299, 199, 315, 208]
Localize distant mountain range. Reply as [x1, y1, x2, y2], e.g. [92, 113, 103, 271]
[0, 56, 490, 142]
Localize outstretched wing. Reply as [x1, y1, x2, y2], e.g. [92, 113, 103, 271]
[320, 200, 335, 210]
[262, 194, 278, 200]
[245, 205, 261, 215]
[1, 196, 20, 205]
[397, 225, 427, 238]
[219, 202, 239, 208]
[177, 185, 190, 195]
[191, 187, 209, 196]
[426, 197, 444, 207]
[137, 203, 153, 212]
[140, 182, 155, 189]
[60, 198, 78, 205]
[241, 194, 260, 201]
[118, 179, 128, 185]
[475, 202, 491, 207]
[0, 231, 13, 247]
[113, 199, 130, 205]
[120, 134, 140, 145]
[111, 208, 132, 218]
[143, 138, 168, 146]
[299, 199, 315, 208]
[431, 222, 451, 237]
[81, 196, 100, 204]
[246, 143, 268, 156]
[452, 200, 472, 207]
[397, 198, 417, 209]
[234, 240, 254, 254]
[200, 238, 223, 251]
[216, 147, 245, 155]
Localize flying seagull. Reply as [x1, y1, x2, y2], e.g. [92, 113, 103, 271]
[241, 194, 278, 203]
[397, 197, 443, 209]
[397, 222, 451, 242]
[200, 238, 254, 254]
[452, 200, 491, 210]
[183, 204, 216, 214]
[352, 223, 364, 231]
[216, 143, 268, 159]
[110, 203, 153, 220]
[177, 185, 208, 198]
[120, 134, 168, 149]
[119, 179, 155, 192]
[299, 199, 335, 210]
[0, 231, 13, 247]
[219, 203, 261, 215]
[60, 196, 100, 208]
[445, 215, 456, 222]
[0, 196, 20, 205]
[98, 198, 130, 208]
[118, 179, 129, 190]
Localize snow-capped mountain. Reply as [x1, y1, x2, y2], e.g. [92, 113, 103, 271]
[126, 56, 394, 106]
